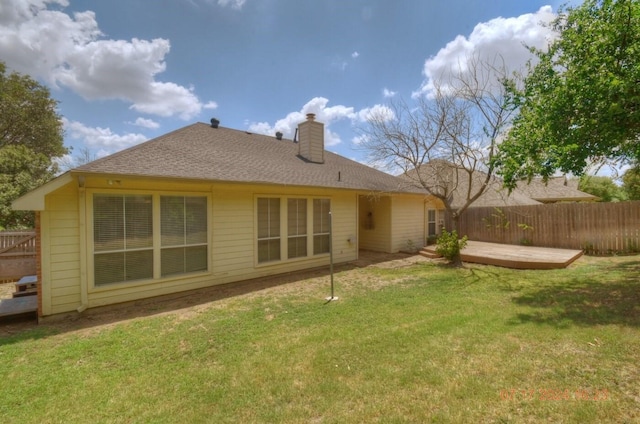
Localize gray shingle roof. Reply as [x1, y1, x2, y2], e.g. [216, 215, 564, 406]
[74, 123, 421, 194]
[515, 176, 598, 202]
[403, 161, 598, 207]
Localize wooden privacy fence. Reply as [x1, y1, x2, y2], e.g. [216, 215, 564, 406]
[447, 201, 640, 255]
[0, 230, 37, 283]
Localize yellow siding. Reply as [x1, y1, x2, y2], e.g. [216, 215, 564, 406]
[43, 183, 81, 315]
[39, 176, 359, 315]
[358, 195, 392, 252]
[391, 195, 426, 252]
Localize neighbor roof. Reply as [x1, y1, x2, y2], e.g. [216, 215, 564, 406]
[515, 176, 598, 203]
[73, 123, 421, 194]
[405, 161, 599, 207]
[402, 161, 541, 208]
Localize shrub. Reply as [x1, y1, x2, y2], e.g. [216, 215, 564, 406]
[435, 229, 468, 262]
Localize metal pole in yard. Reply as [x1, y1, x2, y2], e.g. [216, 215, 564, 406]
[326, 209, 338, 301]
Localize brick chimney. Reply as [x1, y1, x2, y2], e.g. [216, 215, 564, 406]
[297, 113, 324, 164]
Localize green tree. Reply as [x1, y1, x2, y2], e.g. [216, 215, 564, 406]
[495, 0, 640, 188]
[578, 175, 627, 202]
[0, 62, 67, 229]
[622, 166, 640, 199]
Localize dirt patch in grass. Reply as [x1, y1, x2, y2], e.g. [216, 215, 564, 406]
[0, 252, 435, 338]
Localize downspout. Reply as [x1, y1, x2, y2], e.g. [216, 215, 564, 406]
[77, 176, 88, 313]
[35, 212, 43, 320]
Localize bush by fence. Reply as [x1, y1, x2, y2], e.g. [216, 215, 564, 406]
[447, 201, 640, 255]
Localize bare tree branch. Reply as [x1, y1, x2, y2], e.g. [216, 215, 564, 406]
[358, 54, 517, 232]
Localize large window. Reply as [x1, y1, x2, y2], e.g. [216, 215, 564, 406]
[93, 193, 208, 286]
[257, 197, 331, 264]
[313, 199, 331, 255]
[287, 199, 307, 259]
[94, 195, 153, 286]
[257, 198, 281, 263]
[161, 196, 208, 277]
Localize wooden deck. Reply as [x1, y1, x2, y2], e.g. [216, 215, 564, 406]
[421, 241, 584, 270]
[0, 295, 37, 320]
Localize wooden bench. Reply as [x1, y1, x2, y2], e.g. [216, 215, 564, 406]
[13, 275, 38, 298]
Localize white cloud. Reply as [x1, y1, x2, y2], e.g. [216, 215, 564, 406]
[351, 51, 360, 59]
[63, 118, 148, 153]
[217, 0, 246, 9]
[130, 117, 160, 129]
[382, 88, 397, 98]
[414, 6, 557, 98]
[352, 134, 369, 146]
[247, 97, 358, 147]
[247, 98, 397, 148]
[354, 104, 395, 123]
[0, 0, 214, 120]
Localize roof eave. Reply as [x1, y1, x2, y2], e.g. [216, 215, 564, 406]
[12, 172, 74, 211]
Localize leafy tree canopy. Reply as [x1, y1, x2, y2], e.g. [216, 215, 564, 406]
[578, 175, 627, 202]
[0, 62, 67, 229]
[496, 0, 640, 188]
[622, 165, 640, 199]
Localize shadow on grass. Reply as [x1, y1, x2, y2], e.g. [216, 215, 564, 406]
[510, 260, 640, 328]
[0, 251, 414, 345]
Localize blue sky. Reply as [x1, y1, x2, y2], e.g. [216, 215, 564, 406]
[1, 0, 575, 168]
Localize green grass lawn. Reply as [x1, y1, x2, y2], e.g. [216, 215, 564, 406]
[1, 254, 639, 423]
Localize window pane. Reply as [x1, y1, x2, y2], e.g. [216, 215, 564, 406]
[287, 199, 307, 236]
[125, 196, 153, 249]
[94, 252, 125, 286]
[94, 195, 124, 252]
[258, 198, 280, 239]
[186, 245, 208, 273]
[288, 236, 307, 259]
[314, 234, 330, 255]
[161, 247, 185, 277]
[258, 239, 280, 263]
[125, 250, 153, 281]
[314, 199, 330, 234]
[161, 196, 208, 276]
[186, 197, 207, 244]
[161, 196, 185, 247]
[258, 198, 281, 263]
[257, 198, 270, 239]
[95, 250, 153, 286]
[313, 199, 331, 255]
[161, 246, 208, 277]
[269, 198, 280, 237]
[94, 194, 153, 286]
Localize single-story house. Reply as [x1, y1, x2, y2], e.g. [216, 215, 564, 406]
[514, 176, 598, 203]
[406, 161, 597, 240]
[13, 114, 429, 319]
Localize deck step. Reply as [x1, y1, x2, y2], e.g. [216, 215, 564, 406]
[419, 249, 442, 259]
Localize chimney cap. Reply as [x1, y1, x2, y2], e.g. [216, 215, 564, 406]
[306, 113, 316, 121]
[210, 118, 220, 128]
[275, 131, 283, 140]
